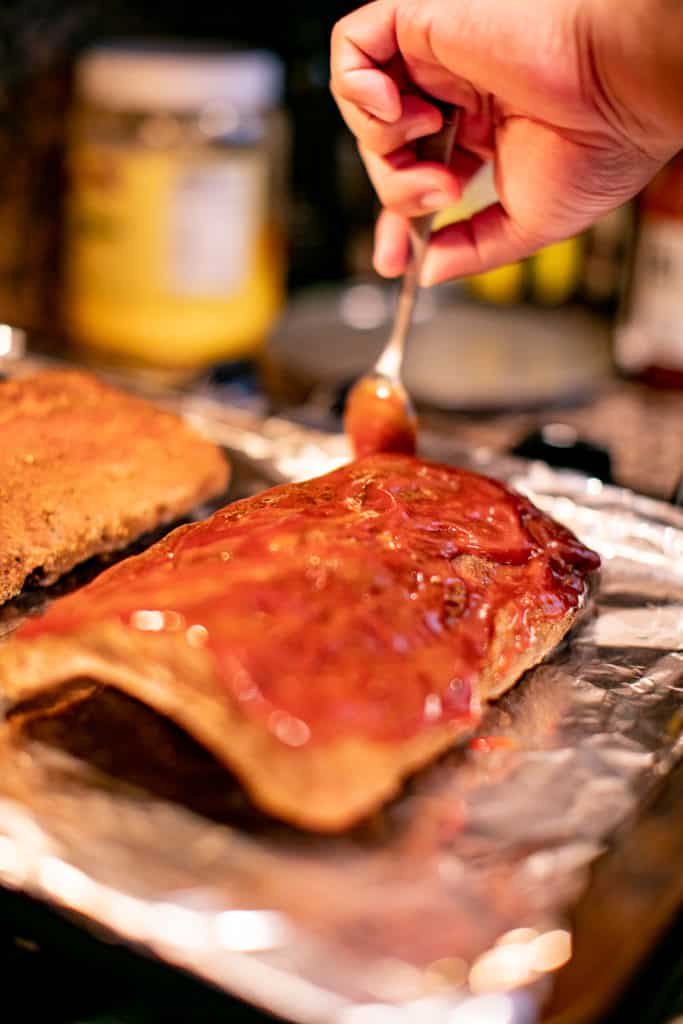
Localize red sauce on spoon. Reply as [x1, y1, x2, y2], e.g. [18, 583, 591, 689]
[344, 377, 418, 458]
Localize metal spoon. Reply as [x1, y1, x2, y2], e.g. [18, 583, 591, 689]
[345, 107, 460, 457]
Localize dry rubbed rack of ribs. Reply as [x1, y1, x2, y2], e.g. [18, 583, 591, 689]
[0, 369, 229, 607]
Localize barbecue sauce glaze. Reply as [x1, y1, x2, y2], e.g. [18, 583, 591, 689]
[18, 455, 599, 745]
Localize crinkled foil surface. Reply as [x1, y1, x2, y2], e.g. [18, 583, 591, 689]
[0, 391, 682, 1024]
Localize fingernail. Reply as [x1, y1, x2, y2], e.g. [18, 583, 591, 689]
[420, 191, 451, 210]
[365, 104, 389, 121]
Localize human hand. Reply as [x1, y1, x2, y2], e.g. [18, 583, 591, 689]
[330, 0, 682, 284]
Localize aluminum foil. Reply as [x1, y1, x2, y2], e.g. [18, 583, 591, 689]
[0, 393, 682, 1024]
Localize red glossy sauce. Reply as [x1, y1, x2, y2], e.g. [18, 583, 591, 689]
[18, 455, 600, 746]
[344, 378, 417, 458]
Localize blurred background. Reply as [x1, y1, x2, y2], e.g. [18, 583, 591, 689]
[0, 0, 681, 500]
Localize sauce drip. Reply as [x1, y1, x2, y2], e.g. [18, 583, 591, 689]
[18, 455, 600, 746]
[344, 377, 417, 458]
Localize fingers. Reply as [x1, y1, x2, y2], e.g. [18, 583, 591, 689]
[330, 0, 549, 286]
[374, 203, 550, 285]
[421, 202, 546, 284]
[330, 1, 402, 122]
[457, 97, 497, 161]
[331, 90, 443, 156]
[362, 148, 463, 217]
[330, 0, 494, 239]
[373, 209, 410, 277]
[330, 2, 452, 158]
[361, 145, 483, 218]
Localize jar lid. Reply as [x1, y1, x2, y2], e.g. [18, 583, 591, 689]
[75, 43, 284, 113]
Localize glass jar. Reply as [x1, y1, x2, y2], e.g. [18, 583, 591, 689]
[64, 43, 287, 379]
[614, 152, 683, 387]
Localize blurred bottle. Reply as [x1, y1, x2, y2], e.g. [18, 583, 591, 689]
[579, 204, 634, 315]
[64, 43, 287, 381]
[614, 152, 683, 387]
[466, 235, 584, 307]
[434, 164, 630, 311]
[0, 63, 69, 337]
[465, 212, 632, 311]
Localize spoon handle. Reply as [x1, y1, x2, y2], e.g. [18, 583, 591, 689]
[375, 108, 460, 380]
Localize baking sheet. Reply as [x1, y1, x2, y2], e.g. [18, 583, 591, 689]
[0, 386, 682, 1024]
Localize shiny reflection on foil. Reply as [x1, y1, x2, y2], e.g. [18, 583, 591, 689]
[466, 928, 572, 995]
[449, 992, 521, 1024]
[423, 957, 469, 992]
[215, 910, 290, 952]
[154, 903, 209, 950]
[468, 944, 538, 994]
[495, 930, 539, 947]
[584, 606, 683, 650]
[0, 835, 27, 886]
[104, 891, 158, 943]
[528, 930, 572, 972]
[364, 958, 424, 1002]
[38, 857, 95, 909]
[585, 478, 604, 496]
[340, 1005, 400, 1024]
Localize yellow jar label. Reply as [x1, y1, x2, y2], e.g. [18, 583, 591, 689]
[65, 140, 283, 368]
[169, 160, 265, 295]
